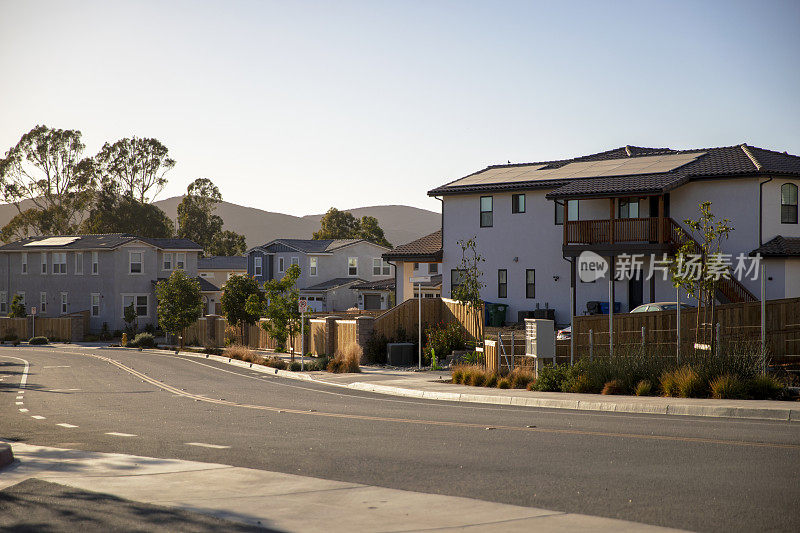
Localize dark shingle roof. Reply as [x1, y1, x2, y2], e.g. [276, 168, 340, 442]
[0, 233, 201, 252]
[301, 277, 366, 292]
[427, 144, 800, 199]
[257, 238, 386, 254]
[383, 230, 442, 261]
[750, 236, 800, 257]
[351, 278, 396, 291]
[198, 256, 247, 270]
[154, 276, 220, 292]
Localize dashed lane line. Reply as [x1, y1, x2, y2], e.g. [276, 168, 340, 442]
[56, 423, 79, 428]
[16, 396, 23, 400]
[105, 432, 137, 437]
[185, 442, 230, 449]
[31, 415, 46, 420]
[19, 408, 28, 413]
[15, 401, 23, 405]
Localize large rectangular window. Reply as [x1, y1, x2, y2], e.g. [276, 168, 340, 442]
[309, 257, 318, 276]
[498, 269, 507, 298]
[123, 295, 149, 317]
[129, 252, 143, 274]
[480, 196, 493, 227]
[75, 252, 83, 275]
[618, 198, 640, 219]
[526, 269, 535, 298]
[348, 257, 358, 276]
[450, 269, 466, 297]
[53, 253, 67, 274]
[176, 252, 186, 270]
[21, 253, 27, 274]
[781, 183, 798, 224]
[428, 263, 438, 274]
[254, 256, 262, 276]
[555, 199, 579, 225]
[372, 258, 391, 276]
[512, 194, 525, 214]
[91, 294, 100, 317]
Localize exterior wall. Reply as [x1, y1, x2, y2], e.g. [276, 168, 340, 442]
[247, 250, 272, 284]
[784, 259, 800, 298]
[198, 268, 247, 288]
[761, 177, 800, 242]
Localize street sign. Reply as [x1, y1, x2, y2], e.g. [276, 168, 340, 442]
[298, 299, 308, 313]
[31, 307, 37, 315]
[409, 276, 431, 284]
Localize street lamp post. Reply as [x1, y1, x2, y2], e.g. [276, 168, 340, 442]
[410, 276, 431, 369]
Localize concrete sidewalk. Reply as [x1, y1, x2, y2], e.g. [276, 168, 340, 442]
[0, 441, 683, 532]
[176, 350, 800, 422]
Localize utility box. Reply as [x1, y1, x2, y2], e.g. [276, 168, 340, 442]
[525, 319, 556, 376]
[386, 343, 414, 366]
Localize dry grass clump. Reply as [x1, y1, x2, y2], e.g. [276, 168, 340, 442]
[710, 374, 747, 399]
[265, 356, 287, 370]
[328, 343, 362, 373]
[509, 368, 535, 389]
[225, 345, 265, 365]
[747, 374, 784, 400]
[601, 379, 626, 395]
[497, 377, 511, 389]
[661, 366, 705, 398]
[484, 372, 499, 388]
[634, 380, 653, 396]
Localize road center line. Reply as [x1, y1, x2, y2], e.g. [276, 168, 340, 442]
[185, 442, 231, 449]
[106, 432, 137, 437]
[56, 423, 78, 428]
[19, 408, 28, 413]
[31, 415, 46, 420]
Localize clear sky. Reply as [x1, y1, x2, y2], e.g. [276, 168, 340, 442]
[1, 0, 798, 216]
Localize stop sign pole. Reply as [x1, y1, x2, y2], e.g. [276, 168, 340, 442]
[410, 276, 431, 369]
[299, 298, 307, 371]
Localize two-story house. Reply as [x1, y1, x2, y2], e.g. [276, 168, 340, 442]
[382, 230, 443, 304]
[428, 144, 800, 326]
[198, 256, 247, 314]
[246, 239, 393, 312]
[0, 234, 203, 332]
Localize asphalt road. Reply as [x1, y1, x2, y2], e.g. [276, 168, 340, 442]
[1, 345, 799, 532]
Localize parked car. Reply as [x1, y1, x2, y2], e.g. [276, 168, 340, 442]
[556, 326, 571, 340]
[630, 302, 693, 313]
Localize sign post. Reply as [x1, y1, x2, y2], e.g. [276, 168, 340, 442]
[299, 299, 308, 371]
[31, 306, 37, 338]
[410, 276, 431, 369]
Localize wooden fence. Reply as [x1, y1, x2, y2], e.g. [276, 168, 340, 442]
[0, 313, 86, 342]
[372, 297, 483, 341]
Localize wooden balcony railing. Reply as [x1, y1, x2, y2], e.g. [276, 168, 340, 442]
[565, 217, 667, 245]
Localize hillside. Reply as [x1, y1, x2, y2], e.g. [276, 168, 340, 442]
[0, 197, 441, 249]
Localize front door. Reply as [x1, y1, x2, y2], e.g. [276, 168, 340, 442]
[629, 273, 644, 311]
[364, 294, 382, 310]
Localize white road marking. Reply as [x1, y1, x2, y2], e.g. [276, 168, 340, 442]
[16, 395, 23, 399]
[15, 401, 23, 405]
[185, 442, 230, 449]
[43, 365, 71, 368]
[47, 388, 82, 392]
[105, 432, 137, 437]
[19, 408, 28, 413]
[56, 423, 78, 428]
[31, 415, 46, 420]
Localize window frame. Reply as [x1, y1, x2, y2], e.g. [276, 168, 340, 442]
[254, 256, 263, 277]
[52, 252, 67, 274]
[428, 263, 438, 274]
[511, 193, 526, 214]
[498, 269, 508, 299]
[618, 198, 640, 219]
[129, 251, 143, 274]
[21, 252, 27, 275]
[450, 269, 466, 298]
[122, 294, 149, 318]
[291, 256, 299, 267]
[163, 252, 173, 271]
[40, 292, 47, 314]
[526, 269, 535, 298]
[309, 256, 318, 276]
[278, 257, 285, 273]
[480, 196, 493, 227]
[75, 252, 83, 275]
[175, 252, 186, 270]
[91, 293, 100, 317]
[92, 251, 99, 275]
[60, 292, 68, 314]
[347, 257, 358, 276]
[555, 199, 579, 225]
[41, 252, 48, 275]
[781, 183, 798, 224]
[373, 258, 382, 276]
[0, 291, 6, 314]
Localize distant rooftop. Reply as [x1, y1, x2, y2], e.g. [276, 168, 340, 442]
[383, 230, 442, 262]
[198, 256, 247, 270]
[0, 234, 202, 252]
[255, 238, 389, 254]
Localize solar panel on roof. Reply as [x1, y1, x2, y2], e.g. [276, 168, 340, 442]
[23, 236, 80, 247]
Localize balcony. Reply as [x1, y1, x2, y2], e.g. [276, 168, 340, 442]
[564, 217, 670, 246]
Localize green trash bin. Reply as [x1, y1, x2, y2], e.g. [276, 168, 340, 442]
[486, 303, 508, 327]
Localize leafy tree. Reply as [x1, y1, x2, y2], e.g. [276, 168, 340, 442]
[313, 207, 391, 247]
[156, 270, 203, 346]
[9, 294, 26, 318]
[254, 264, 302, 356]
[0, 125, 96, 238]
[80, 179, 174, 238]
[451, 236, 485, 344]
[221, 274, 264, 339]
[94, 137, 174, 202]
[208, 230, 247, 257]
[123, 302, 138, 334]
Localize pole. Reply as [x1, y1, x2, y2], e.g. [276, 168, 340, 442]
[760, 263, 766, 374]
[570, 258, 576, 366]
[589, 329, 593, 361]
[608, 256, 614, 358]
[641, 326, 645, 349]
[676, 285, 681, 364]
[418, 282, 422, 369]
[715, 322, 721, 357]
[300, 308, 305, 371]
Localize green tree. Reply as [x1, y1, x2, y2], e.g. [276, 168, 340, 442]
[177, 178, 246, 254]
[9, 294, 26, 318]
[255, 264, 302, 356]
[208, 230, 247, 257]
[221, 274, 264, 339]
[312, 208, 391, 247]
[94, 136, 174, 202]
[80, 179, 174, 238]
[155, 270, 203, 346]
[0, 125, 96, 239]
[451, 236, 485, 344]
[123, 302, 138, 334]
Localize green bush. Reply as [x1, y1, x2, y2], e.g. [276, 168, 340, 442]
[634, 380, 653, 396]
[289, 361, 301, 371]
[533, 363, 569, 392]
[497, 378, 511, 389]
[28, 336, 49, 345]
[130, 333, 156, 348]
[561, 361, 596, 393]
[484, 372, 498, 388]
[710, 374, 747, 399]
[265, 356, 287, 370]
[2, 333, 18, 342]
[665, 366, 705, 398]
[747, 374, 784, 400]
[424, 322, 466, 361]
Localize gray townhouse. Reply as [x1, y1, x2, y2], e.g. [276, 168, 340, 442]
[428, 144, 800, 326]
[0, 234, 203, 333]
[247, 238, 393, 312]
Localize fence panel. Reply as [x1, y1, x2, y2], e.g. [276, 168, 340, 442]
[309, 320, 326, 355]
[334, 320, 357, 354]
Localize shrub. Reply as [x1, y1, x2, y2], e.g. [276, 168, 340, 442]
[451, 366, 465, 384]
[225, 345, 261, 364]
[2, 333, 18, 342]
[468, 369, 486, 387]
[224, 325, 239, 347]
[533, 363, 568, 392]
[660, 369, 679, 397]
[510, 368, 535, 389]
[204, 346, 223, 356]
[289, 361, 302, 371]
[28, 336, 49, 345]
[265, 356, 287, 370]
[710, 374, 747, 399]
[667, 366, 705, 398]
[497, 378, 511, 389]
[634, 380, 653, 396]
[747, 374, 784, 400]
[363, 333, 389, 364]
[424, 322, 466, 361]
[563, 373, 592, 393]
[601, 379, 626, 395]
[130, 333, 156, 349]
[328, 343, 362, 373]
[484, 372, 498, 388]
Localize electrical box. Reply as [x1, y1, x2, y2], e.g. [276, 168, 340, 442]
[525, 319, 556, 375]
[386, 343, 414, 366]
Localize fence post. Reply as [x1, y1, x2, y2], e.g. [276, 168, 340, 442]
[641, 326, 645, 349]
[589, 329, 593, 361]
[676, 285, 681, 365]
[715, 322, 721, 357]
[760, 263, 766, 374]
[324, 316, 339, 356]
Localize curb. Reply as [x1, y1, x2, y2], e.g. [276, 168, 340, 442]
[0, 443, 14, 469]
[141, 349, 800, 422]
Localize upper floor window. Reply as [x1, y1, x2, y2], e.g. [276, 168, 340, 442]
[781, 183, 798, 224]
[21, 253, 27, 274]
[130, 252, 143, 274]
[291, 257, 299, 266]
[348, 257, 358, 276]
[373, 258, 391, 276]
[480, 196, 493, 227]
[176, 252, 186, 270]
[618, 198, 640, 219]
[512, 194, 525, 214]
[428, 263, 438, 274]
[92, 252, 99, 275]
[0, 292, 6, 314]
[526, 269, 535, 298]
[163, 253, 173, 270]
[555, 199, 579, 225]
[254, 256, 262, 277]
[309, 257, 318, 276]
[75, 252, 83, 275]
[60, 292, 68, 314]
[498, 269, 507, 298]
[53, 253, 67, 274]
[278, 257, 285, 273]
[41, 253, 48, 274]
[91, 294, 100, 317]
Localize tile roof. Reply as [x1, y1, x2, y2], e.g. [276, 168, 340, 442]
[257, 238, 385, 254]
[351, 278, 396, 291]
[0, 233, 201, 252]
[301, 277, 366, 292]
[427, 144, 800, 199]
[750, 236, 800, 257]
[382, 230, 442, 261]
[154, 276, 221, 292]
[198, 256, 247, 270]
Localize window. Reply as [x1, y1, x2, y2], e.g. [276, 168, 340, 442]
[428, 263, 438, 274]
[60, 292, 68, 314]
[0, 292, 6, 314]
[413, 262, 419, 270]
[526, 269, 535, 298]
[254, 256, 262, 276]
[17, 292, 25, 307]
[309, 257, 318, 276]
[278, 257, 284, 272]
[555, 199, 579, 225]
[41, 252, 48, 274]
[618, 198, 640, 219]
[450, 269, 466, 297]
[348, 257, 358, 276]
[21, 253, 27, 274]
[91, 294, 100, 317]
[40, 292, 47, 314]
[781, 183, 798, 224]
[498, 269, 507, 298]
[129, 252, 143, 274]
[163, 253, 173, 270]
[123, 295, 149, 317]
[512, 194, 526, 214]
[53, 253, 67, 274]
[373, 258, 382, 276]
[176, 252, 186, 270]
[291, 257, 299, 266]
[480, 196, 493, 227]
[92, 252, 99, 274]
[75, 252, 83, 275]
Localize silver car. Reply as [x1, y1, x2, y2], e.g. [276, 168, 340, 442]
[630, 302, 694, 313]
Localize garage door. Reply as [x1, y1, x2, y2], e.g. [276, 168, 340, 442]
[364, 294, 382, 310]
